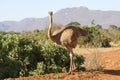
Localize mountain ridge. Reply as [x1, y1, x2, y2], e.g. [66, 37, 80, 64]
[0, 7, 120, 32]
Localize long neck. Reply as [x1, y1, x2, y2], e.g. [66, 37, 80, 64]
[48, 15, 53, 40]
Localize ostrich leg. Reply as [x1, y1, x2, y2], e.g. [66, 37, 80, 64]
[68, 50, 76, 74]
[71, 50, 76, 71]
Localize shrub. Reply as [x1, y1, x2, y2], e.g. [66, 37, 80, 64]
[78, 26, 110, 48]
[84, 49, 103, 71]
[30, 40, 85, 75]
[0, 33, 85, 79]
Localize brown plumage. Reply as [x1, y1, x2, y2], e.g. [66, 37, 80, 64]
[48, 11, 88, 74]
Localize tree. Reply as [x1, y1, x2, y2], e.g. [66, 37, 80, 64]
[96, 24, 102, 30]
[91, 19, 95, 26]
[67, 22, 81, 27]
[109, 25, 117, 30]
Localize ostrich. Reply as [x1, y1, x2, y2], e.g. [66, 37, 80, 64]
[48, 11, 88, 74]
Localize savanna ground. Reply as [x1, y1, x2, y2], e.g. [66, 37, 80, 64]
[5, 45, 120, 80]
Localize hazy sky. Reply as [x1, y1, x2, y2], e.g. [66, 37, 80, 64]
[0, 0, 120, 21]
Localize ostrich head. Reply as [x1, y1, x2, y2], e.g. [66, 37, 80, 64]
[48, 11, 53, 16]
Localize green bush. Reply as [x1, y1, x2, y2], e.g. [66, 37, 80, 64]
[78, 26, 110, 48]
[0, 33, 84, 79]
[30, 41, 85, 75]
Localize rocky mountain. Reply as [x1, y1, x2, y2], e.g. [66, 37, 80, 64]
[0, 7, 120, 32]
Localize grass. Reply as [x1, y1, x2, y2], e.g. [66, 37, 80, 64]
[83, 48, 104, 71]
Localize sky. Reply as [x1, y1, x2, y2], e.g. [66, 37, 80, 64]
[0, 0, 120, 21]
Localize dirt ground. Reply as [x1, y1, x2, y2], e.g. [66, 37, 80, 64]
[5, 47, 120, 80]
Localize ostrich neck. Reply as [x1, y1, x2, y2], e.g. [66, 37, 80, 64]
[48, 15, 53, 40]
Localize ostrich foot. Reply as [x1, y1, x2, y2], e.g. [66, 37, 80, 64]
[68, 71, 72, 74]
[68, 71, 75, 75]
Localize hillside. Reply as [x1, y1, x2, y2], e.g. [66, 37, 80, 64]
[1, 7, 120, 32]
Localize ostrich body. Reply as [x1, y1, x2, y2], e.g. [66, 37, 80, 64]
[48, 11, 88, 74]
